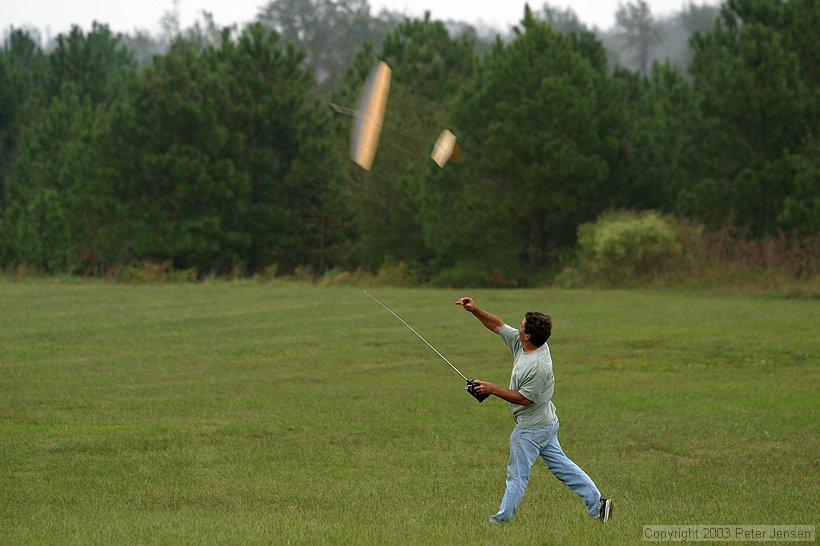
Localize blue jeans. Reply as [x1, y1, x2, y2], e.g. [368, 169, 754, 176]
[490, 419, 602, 522]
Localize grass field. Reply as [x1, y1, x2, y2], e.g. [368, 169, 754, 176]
[1, 279, 817, 544]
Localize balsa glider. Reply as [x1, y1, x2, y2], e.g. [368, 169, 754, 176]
[330, 61, 460, 171]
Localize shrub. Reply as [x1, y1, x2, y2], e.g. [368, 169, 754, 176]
[574, 210, 684, 285]
[555, 210, 819, 293]
[291, 265, 316, 282]
[114, 260, 198, 283]
[375, 259, 418, 286]
[552, 266, 585, 288]
[253, 264, 279, 281]
[430, 263, 520, 288]
[320, 267, 374, 286]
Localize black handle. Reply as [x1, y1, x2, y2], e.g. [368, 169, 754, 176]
[466, 380, 490, 403]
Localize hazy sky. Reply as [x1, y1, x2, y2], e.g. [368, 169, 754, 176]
[4, 0, 720, 39]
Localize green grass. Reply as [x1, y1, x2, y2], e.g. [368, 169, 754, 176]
[1, 280, 818, 544]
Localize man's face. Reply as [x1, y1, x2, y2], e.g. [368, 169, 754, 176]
[518, 318, 529, 345]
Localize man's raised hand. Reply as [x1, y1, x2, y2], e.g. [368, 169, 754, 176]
[455, 296, 476, 312]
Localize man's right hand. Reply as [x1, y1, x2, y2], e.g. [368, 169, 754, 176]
[455, 296, 504, 333]
[455, 297, 476, 312]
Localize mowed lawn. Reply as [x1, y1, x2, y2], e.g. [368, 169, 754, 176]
[1, 280, 817, 544]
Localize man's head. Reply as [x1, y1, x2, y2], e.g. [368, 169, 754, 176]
[518, 311, 552, 347]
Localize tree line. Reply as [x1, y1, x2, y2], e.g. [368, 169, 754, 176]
[0, 0, 817, 285]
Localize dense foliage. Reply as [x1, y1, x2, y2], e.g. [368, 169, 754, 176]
[0, 0, 817, 283]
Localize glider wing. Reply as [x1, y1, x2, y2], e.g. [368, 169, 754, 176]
[431, 129, 461, 168]
[350, 61, 391, 171]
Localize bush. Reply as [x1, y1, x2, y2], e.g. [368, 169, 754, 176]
[114, 260, 198, 283]
[320, 259, 418, 287]
[552, 266, 585, 288]
[320, 267, 375, 286]
[573, 210, 684, 285]
[375, 259, 419, 286]
[555, 210, 819, 294]
[430, 263, 520, 288]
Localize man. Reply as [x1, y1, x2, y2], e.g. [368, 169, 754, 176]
[455, 296, 613, 523]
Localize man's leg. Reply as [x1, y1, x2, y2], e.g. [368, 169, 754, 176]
[490, 426, 547, 523]
[539, 420, 602, 517]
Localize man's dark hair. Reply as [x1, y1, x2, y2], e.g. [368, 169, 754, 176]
[524, 311, 552, 346]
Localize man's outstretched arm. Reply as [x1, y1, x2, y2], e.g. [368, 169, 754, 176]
[454, 296, 504, 334]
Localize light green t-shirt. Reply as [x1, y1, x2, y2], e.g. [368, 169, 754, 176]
[499, 324, 557, 428]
